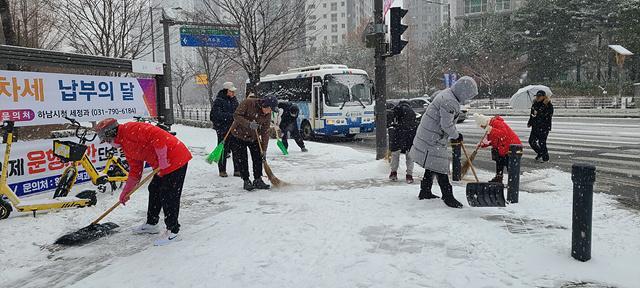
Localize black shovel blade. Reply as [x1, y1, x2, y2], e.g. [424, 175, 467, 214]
[55, 222, 120, 246]
[466, 182, 506, 207]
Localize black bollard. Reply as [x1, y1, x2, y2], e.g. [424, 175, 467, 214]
[507, 144, 523, 203]
[571, 163, 596, 262]
[451, 142, 461, 181]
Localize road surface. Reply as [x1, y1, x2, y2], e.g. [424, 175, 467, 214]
[328, 116, 640, 209]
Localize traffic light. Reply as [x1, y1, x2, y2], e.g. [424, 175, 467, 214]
[389, 7, 408, 55]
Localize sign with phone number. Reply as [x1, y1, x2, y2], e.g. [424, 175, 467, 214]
[0, 70, 158, 126]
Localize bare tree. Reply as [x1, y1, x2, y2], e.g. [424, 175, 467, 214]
[201, 0, 313, 91]
[0, 0, 16, 45]
[9, 0, 62, 49]
[192, 47, 235, 106]
[55, 0, 154, 59]
[173, 59, 194, 119]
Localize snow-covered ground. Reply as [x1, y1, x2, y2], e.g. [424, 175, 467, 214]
[1, 125, 639, 288]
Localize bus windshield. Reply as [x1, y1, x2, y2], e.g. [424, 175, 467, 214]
[325, 74, 372, 107]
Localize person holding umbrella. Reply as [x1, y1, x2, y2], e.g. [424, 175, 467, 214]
[527, 90, 554, 163]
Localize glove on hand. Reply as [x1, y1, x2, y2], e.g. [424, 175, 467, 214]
[119, 176, 141, 205]
[249, 121, 259, 130]
[450, 133, 463, 144]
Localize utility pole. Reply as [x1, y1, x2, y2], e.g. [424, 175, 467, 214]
[373, 0, 387, 160]
[161, 13, 174, 125]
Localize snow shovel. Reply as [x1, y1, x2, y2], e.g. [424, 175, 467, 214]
[461, 145, 506, 207]
[275, 127, 289, 155]
[256, 130, 285, 187]
[461, 129, 490, 178]
[206, 124, 235, 164]
[54, 169, 160, 246]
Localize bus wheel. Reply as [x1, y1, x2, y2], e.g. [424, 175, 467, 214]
[301, 121, 313, 140]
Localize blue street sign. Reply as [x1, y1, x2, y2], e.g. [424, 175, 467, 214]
[180, 34, 239, 48]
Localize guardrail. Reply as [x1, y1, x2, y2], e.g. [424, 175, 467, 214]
[469, 97, 636, 109]
[174, 108, 210, 121]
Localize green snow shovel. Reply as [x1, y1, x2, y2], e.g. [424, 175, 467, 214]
[275, 128, 289, 155]
[205, 124, 235, 164]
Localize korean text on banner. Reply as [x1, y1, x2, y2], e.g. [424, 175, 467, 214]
[0, 70, 158, 125]
[0, 137, 122, 197]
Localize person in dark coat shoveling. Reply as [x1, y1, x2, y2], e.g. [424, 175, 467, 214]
[277, 102, 307, 152]
[409, 76, 479, 208]
[388, 100, 418, 183]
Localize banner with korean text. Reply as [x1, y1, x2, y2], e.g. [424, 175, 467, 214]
[0, 70, 157, 125]
[0, 137, 123, 197]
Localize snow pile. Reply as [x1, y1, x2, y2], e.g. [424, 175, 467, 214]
[1, 125, 638, 288]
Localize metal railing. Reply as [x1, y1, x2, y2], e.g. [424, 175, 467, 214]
[468, 97, 637, 109]
[174, 108, 210, 121]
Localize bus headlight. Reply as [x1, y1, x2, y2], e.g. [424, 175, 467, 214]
[362, 117, 373, 123]
[326, 119, 336, 125]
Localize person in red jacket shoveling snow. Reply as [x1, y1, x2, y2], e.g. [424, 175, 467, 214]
[95, 118, 192, 246]
[474, 113, 522, 184]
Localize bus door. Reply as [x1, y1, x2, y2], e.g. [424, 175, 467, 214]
[312, 84, 323, 129]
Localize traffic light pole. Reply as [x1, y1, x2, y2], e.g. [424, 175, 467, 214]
[374, 0, 388, 160]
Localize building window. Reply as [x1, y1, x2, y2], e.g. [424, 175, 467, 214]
[323, 3, 326, 8]
[341, 23, 345, 28]
[496, 0, 510, 11]
[323, 25, 327, 30]
[331, 2, 337, 11]
[341, 1, 345, 6]
[464, 0, 488, 13]
[331, 24, 338, 32]
[323, 14, 327, 19]
[331, 14, 338, 22]
[308, 4, 315, 9]
[342, 34, 346, 39]
[341, 12, 345, 17]
[324, 36, 328, 40]
[332, 35, 338, 43]
[309, 15, 316, 20]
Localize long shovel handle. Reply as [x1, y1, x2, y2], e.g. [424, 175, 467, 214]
[462, 128, 489, 177]
[461, 143, 479, 183]
[91, 168, 160, 225]
[222, 121, 236, 142]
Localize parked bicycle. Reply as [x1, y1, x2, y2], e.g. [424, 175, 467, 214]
[52, 117, 129, 198]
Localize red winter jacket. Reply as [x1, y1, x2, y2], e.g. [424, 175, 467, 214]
[479, 116, 522, 157]
[114, 122, 192, 178]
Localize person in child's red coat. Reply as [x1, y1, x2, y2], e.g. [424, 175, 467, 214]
[474, 114, 522, 183]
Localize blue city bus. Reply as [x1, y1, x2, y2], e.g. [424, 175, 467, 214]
[257, 64, 375, 139]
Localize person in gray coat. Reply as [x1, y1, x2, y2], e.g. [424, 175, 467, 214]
[409, 76, 479, 208]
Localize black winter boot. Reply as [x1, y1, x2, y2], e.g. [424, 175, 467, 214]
[243, 179, 254, 191]
[418, 175, 439, 200]
[253, 178, 271, 190]
[440, 185, 463, 208]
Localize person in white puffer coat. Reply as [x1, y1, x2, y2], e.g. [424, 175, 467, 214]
[409, 76, 478, 208]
